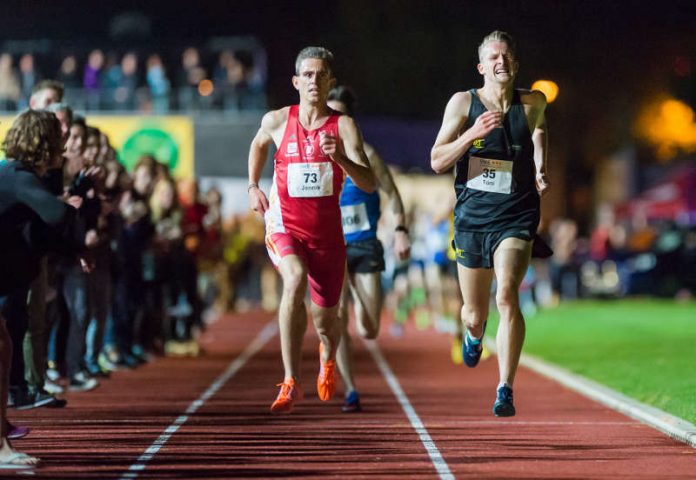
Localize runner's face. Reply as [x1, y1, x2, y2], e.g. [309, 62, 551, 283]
[478, 41, 517, 84]
[293, 59, 334, 104]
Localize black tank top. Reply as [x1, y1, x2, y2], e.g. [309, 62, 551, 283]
[453, 89, 540, 233]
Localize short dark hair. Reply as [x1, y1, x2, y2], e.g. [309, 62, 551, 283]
[327, 86, 357, 116]
[32, 79, 65, 101]
[2, 110, 63, 171]
[295, 46, 334, 75]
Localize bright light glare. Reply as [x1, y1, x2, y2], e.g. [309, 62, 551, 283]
[531, 80, 559, 103]
[635, 97, 696, 161]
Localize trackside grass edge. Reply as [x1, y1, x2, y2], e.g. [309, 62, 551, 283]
[487, 299, 696, 424]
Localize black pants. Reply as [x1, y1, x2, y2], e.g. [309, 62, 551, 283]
[1, 287, 29, 389]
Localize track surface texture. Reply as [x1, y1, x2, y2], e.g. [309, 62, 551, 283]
[10, 310, 696, 479]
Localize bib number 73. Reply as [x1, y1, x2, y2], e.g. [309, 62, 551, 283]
[287, 162, 333, 197]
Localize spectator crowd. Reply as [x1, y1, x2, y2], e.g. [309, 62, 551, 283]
[0, 78, 269, 465]
[0, 47, 266, 114]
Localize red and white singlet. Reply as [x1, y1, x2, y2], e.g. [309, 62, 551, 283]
[265, 105, 345, 249]
[263, 105, 347, 307]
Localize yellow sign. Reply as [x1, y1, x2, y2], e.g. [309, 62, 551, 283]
[0, 114, 195, 179]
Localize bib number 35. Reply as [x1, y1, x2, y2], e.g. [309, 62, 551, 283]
[466, 156, 512, 194]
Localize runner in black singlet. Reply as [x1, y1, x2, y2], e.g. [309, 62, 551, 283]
[430, 31, 550, 417]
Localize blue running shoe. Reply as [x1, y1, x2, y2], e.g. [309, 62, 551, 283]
[341, 390, 362, 413]
[462, 334, 483, 368]
[493, 385, 516, 417]
[462, 322, 487, 368]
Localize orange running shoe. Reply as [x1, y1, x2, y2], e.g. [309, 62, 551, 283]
[317, 344, 336, 401]
[270, 378, 303, 414]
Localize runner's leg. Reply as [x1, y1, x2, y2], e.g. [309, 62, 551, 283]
[493, 237, 532, 386]
[277, 255, 308, 380]
[336, 270, 356, 393]
[351, 272, 382, 339]
[457, 265, 494, 340]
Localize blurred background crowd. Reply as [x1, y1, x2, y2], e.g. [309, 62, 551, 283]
[0, 46, 266, 113]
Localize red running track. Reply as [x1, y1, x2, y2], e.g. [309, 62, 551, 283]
[10, 310, 696, 479]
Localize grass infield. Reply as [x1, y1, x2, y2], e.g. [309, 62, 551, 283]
[488, 299, 696, 425]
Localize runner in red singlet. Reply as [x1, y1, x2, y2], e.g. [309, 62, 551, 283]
[247, 47, 376, 414]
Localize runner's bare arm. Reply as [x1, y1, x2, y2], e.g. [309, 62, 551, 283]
[322, 115, 376, 193]
[248, 109, 284, 214]
[530, 91, 549, 196]
[430, 92, 471, 173]
[365, 144, 410, 260]
[430, 91, 501, 173]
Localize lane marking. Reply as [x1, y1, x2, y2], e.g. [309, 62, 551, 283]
[485, 338, 696, 449]
[363, 339, 455, 480]
[118, 320, 278, 480]
[407, 420, 639, 426]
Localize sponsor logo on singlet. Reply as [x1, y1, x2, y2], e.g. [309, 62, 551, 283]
[304, 139, 315, 157]
[287, 142, 299, 156]
[473, 139, 485, 149]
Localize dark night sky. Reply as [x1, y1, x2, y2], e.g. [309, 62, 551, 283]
[2, 0, 695, 174]
[3, 2, 695, 108]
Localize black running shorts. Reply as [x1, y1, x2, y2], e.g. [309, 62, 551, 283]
[346, 238, 385, 274]
[452, 229, 533, 269]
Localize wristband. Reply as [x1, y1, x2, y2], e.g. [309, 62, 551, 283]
[395, 225, 409, 235]
[247, 182, 259, 192]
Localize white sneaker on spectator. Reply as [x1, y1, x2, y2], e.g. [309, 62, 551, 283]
[98, 352, 118, 372]
[43, 379, 64, 395]
[68, 371, 99, 392]
[46, 368, 60, 382]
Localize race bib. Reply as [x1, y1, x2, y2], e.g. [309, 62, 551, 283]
[341, 203, 370, 234]
[287, 162, 334, 198]
[466, 156, 513, 194]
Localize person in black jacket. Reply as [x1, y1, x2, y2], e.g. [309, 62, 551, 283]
[0, 109, 87, 468]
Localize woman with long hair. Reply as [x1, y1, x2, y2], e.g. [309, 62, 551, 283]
[0, 110, 87, 468]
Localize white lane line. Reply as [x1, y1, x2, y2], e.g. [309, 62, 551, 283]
[423, 420, 638, 426]
[484, 338, 696, 449]
[363, 339, 455, 480]
[118, 320, 278, 480]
